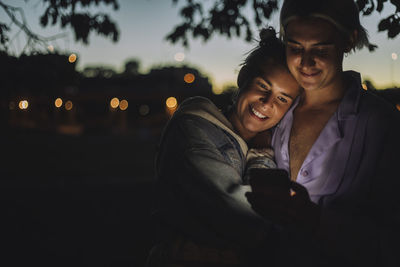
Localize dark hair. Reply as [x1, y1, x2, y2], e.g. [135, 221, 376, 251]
[236, 27, 287, 95]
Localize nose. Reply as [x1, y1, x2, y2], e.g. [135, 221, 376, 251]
[300, 51, 315, 67]
[259, 91, 274, 109]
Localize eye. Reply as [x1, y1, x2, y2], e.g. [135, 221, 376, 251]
[314, 49, 328, 57]
[256, 81, 268, 90]
[288, 46, 303, 54]
[277, 96, 288, 103]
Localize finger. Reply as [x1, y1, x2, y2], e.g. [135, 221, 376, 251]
[290, 181, 310, 199]
[246, 193, 292, 225]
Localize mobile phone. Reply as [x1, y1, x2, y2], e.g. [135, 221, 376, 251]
[249, 168, 291, 192]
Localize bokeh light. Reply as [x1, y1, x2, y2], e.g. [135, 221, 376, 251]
[362, 83, 367, 90]
[392, 53, 398, 60]
[110, 97, 120, 109]
[184, 73, 195, 83]
[174, 52, 185, 62]
[18, 100, 29, 110]
[166, 97, 178, 109]
[396, 103, 400, 111]
[139, 104, 150, 116]
[65, 100, 73, 111]
[119, 99, 128, 111]
[69, 53, 77, 63]
[55, 98, 63, 108]
[212, 86, 224, 95]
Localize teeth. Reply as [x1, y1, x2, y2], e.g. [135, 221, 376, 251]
[251, 106, 267, 119]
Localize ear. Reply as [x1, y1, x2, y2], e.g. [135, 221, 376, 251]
[344, 30, 358, 53]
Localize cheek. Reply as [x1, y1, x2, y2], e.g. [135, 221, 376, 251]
[236, 96, 248, 117]
[286, 54, 300, 69]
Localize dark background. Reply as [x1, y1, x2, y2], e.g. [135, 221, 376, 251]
[2, 127, 160, 266]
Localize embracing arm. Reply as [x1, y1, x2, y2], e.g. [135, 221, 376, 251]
[156, 115, 271, 248]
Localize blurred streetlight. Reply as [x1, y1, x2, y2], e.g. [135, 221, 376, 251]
[18, 100, 29, 110]
[65, 100, 73, 111]
[69, 53, 77, 63]
[184, 73, 195, 84]
[166, 97, 178, 117]
[174, 52, 185, 62]
[119, 99, 128, 111]
[55, 98, 63, 108]
[166, 97, 177, 109]
[110, 97, 120, 109]
[361, 83, 367, 90]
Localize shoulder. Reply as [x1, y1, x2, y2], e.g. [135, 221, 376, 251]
[359, 90, 400, 126]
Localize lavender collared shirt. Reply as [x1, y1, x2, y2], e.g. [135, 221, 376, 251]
[271, 71, 363, 204]
[271, 71, 400, 266]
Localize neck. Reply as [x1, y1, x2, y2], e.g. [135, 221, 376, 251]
[300, 73, 347, 108]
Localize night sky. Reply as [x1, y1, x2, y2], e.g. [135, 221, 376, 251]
[2, 0, 399, 90]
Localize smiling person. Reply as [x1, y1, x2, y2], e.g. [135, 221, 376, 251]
[246, 0, 400, 266]
[147, 27, 300, 267]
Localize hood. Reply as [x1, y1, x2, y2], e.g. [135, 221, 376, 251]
[174, 96, 248, 155]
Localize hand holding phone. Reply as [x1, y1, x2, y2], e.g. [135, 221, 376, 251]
[249, 168, 291, 193]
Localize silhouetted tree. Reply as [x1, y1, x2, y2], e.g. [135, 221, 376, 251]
[82, 66, 117, 78]
[0, 51, 79, 97]
[167, 0, 400, 50]
[1, 1, 398, 53]
[123, 59, 141, 76]
[0, 0, 119, 53]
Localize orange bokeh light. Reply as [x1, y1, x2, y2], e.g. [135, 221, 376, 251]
[65, 100, 73, 111]
[18, 100, 29, 110]
[110, 97, 120, 109]
[184, 73, 195, 84]
[68, 53, 77, 63]
[119, 99, 128, 111]
[55, 98, 63, 108]
[166, 97, 178, 109]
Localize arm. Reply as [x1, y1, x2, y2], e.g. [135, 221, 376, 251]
[156, 115, 271, 248]
[314, 116, 400, 266]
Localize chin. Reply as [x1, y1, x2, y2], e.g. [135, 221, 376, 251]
[299, 81, 322, 91]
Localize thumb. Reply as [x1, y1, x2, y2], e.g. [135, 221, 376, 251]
[290, 181, 310, 200]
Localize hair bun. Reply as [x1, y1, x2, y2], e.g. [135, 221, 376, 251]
[259, 27, 278, 47]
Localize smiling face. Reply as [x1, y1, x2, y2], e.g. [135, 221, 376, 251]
[231, 64, 300, 141]
[285, 17, 346, 92]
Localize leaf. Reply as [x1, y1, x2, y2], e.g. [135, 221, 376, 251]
[377, 0, 388, 12]
[40, 13, 49, 27]
[378, 14, 400, 38]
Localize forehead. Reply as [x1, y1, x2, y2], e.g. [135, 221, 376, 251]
[285, 17, 341, 45]
[257, 65, 299, 93]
